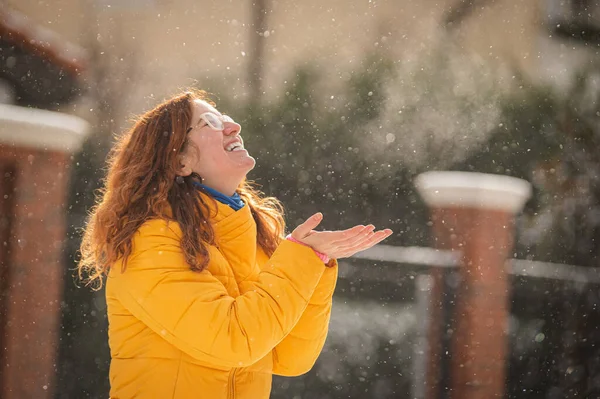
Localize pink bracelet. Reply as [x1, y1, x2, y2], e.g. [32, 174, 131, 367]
[286, 234, 330, 264]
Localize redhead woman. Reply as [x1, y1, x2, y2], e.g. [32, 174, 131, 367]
[78, 90, 392, 399]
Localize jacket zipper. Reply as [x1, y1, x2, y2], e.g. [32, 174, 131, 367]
[228, 368, 237, 399]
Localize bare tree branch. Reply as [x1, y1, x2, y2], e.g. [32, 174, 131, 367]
[248, 0, 269, 105]
[443, 0, 495, 30]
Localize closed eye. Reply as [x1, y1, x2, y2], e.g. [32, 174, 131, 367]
[186, 120, 208, 134]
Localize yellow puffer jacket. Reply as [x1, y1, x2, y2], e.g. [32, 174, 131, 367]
[106, 195, 338, 399]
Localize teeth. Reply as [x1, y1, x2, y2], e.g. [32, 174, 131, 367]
[226, 142, 244, 152]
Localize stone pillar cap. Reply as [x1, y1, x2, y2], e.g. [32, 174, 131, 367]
[415, 171, 532, 213]
[0, 103, 90, 153]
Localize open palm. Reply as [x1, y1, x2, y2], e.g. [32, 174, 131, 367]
[291, 213, 393, 259]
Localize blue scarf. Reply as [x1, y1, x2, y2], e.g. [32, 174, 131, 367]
[194, 182, 245, 211]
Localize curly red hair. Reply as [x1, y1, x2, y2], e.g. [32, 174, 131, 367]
[78, 89, 285, 289]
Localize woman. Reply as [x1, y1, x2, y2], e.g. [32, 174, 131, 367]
[78, 90, 392, 399]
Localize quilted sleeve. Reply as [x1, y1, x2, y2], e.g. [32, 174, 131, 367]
[110, 220, 326, 369]
[272, 258, 338, 376]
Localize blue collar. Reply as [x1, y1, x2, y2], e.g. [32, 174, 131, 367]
[194, 182, 245, 211]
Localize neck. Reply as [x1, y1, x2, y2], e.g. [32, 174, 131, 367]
[201, 180, 237, 196]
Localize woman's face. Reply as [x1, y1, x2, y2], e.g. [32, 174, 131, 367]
[178, 99, 255, 194]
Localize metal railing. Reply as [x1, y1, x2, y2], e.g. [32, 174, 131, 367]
[346, 244, 600, 399]
[350, 244, 600, 285]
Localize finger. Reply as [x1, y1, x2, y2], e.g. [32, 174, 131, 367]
[352, 229, 393, 253]
[371, 229, 393, 245]
[306, 225, 365, 244]
[291, 213, 323, 239]
[335, 229, 393, 258]
[308, 225, 369, 252]
[335, 225, 376, 250]
[326, 224, 373, 246]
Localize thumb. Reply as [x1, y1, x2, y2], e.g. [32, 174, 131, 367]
[291, 212, 323, 239]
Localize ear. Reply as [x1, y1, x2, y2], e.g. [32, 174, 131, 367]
[177, 154, 193, 177]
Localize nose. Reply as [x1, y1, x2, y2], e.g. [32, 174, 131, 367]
[223, 121, 241, 136]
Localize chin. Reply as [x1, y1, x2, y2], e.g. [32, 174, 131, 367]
[235, 157, 255, 180]
[242, 155, 256, 170]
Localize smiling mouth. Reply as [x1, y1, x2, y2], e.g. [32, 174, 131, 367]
[225, 142, 245, 152]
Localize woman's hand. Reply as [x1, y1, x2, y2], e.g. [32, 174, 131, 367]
[290, 213, 393, 260]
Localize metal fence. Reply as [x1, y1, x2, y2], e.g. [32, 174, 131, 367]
[342, 245, 600, 399]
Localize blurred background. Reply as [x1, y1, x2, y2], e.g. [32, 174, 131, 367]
[0, 0, 599, 398]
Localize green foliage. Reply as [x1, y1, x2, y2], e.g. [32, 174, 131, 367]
[455, 66, 600, 266]
[56, 137, 111, 399]
[213, 53, 429, 246]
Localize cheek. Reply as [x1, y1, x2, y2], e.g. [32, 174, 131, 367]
[189, 134, 220, 161]
[194, 142, 226, 172]
[196, 133, 223, 155]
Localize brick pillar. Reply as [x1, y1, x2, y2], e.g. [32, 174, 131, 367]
[0, 104, 89, 399]
[415, 171, 531, 399]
